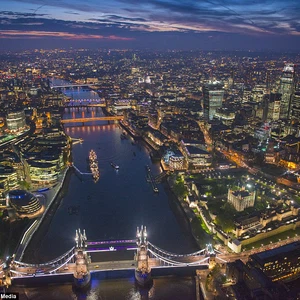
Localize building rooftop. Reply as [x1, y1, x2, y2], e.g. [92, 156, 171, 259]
[185, 145, 209, 155]
[251, 241, 300, 265]
[232, 190, 251, 198]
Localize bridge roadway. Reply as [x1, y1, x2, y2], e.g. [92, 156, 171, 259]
[64, 103, 106, 108]
[61, 116, 123, 124]
[11, 261, 137, 277]
[10, 255, 210, 279]
[51, 84, 98, 88]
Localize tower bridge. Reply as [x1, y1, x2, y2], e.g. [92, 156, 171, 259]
[0, 227, 225, 289]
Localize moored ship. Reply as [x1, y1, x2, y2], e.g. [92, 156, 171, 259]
[89, 149, 97, 162]
[89, 150, 99, 182]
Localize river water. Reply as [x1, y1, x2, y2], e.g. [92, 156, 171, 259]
[13, 80, 199, 299]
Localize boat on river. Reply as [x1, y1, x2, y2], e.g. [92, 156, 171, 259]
[111, 162, 120, 170]
[89, 150, 99, 182]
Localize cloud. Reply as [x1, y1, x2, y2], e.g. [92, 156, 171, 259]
[0, 10, 47, 17]
[0, 0, 299, 50]
[0, 30, 134, 40]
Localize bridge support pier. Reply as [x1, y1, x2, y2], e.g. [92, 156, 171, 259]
[73, 229, 91, 289]
[135, 226, 152, 287]
[0, 256, 14, 289]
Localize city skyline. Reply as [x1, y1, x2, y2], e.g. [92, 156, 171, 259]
[1, 0, 300, 51]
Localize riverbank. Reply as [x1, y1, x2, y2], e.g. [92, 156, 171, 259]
[163, 180, 201, 250]
[119, 120, 142, 140]
[21, 167, 72, 263]
[165, 177, 212, 250]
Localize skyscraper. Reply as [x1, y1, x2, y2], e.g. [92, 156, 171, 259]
[291, 89, 300, 120]
[279, 63, 295, 119]
[202, 81, 224, 121]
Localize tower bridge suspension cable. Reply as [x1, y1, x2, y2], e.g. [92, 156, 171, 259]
[148, 249, 210, 267]
[14, 247, 75, 268]
[148, 242, 206, 257]
[12, 253, 75, 278]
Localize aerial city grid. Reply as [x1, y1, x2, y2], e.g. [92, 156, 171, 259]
[0, 0, 300, 299]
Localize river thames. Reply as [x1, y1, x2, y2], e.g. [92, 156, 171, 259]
[14, 81, 199, 299]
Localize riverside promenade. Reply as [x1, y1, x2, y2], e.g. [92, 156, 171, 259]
[15, 167, 70, 261]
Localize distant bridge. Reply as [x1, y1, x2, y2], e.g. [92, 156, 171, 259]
[63, 98, 106, 108]
[51, 83, 98, 88]
[61, 116, 123, 124]
[64, 104, 106, 108]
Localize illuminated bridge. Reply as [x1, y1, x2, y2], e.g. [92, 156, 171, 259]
[65, 98, 106, 107]
[64, 103, 106, 108]
[51, 83, 98, 88]
[61, 116, 123, 124]
[0, 227, 226, 288]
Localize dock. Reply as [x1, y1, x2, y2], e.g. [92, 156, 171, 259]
[145, 166, 159, 193]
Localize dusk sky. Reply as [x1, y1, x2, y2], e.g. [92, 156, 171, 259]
[1, 0, 300, 51]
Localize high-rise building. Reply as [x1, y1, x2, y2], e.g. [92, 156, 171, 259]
[279, 63, 295, 119]
[267, 93, 281, 121]
[202, 81, 224, 121]
[291, 89, 300, 120]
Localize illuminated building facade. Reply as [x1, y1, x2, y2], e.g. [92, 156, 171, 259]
[0, 165, 18, 198]
[27, 160, 60, 187]
[202, 81, 224, 121]
[279, 64, 295, 119]
[267, 93, 281, 121]
[248, 241, 300, 282]
[163, 149, 185, 170]
[214, 108, 235, 125]
[6, 110, 26, 132]
[182, 145, 212, 168]
[228, 187, 256, 212]
[7, 189, 42, 217]
[226, 259, 285, 298]
[291, 90, 300, 119]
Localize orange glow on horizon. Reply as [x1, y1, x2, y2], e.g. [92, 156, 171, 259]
[0, 30, 135, 41]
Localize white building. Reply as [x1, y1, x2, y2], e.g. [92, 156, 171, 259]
[228, 187, 256, 212]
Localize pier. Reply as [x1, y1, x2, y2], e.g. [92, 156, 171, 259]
[145, 166, 159, 193]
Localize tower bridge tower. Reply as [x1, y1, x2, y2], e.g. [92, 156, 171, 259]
[73, 229, 91, 288]
[135, 225, 152, 286]
[206, 243, 216, 269]
[0, 256, 13, 289]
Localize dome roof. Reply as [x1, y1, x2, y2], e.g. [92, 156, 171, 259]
[8, 190, 36, 206]
[8, 190, 42, 216]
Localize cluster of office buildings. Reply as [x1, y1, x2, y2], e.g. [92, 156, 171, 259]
[226, 242, 300, 299]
